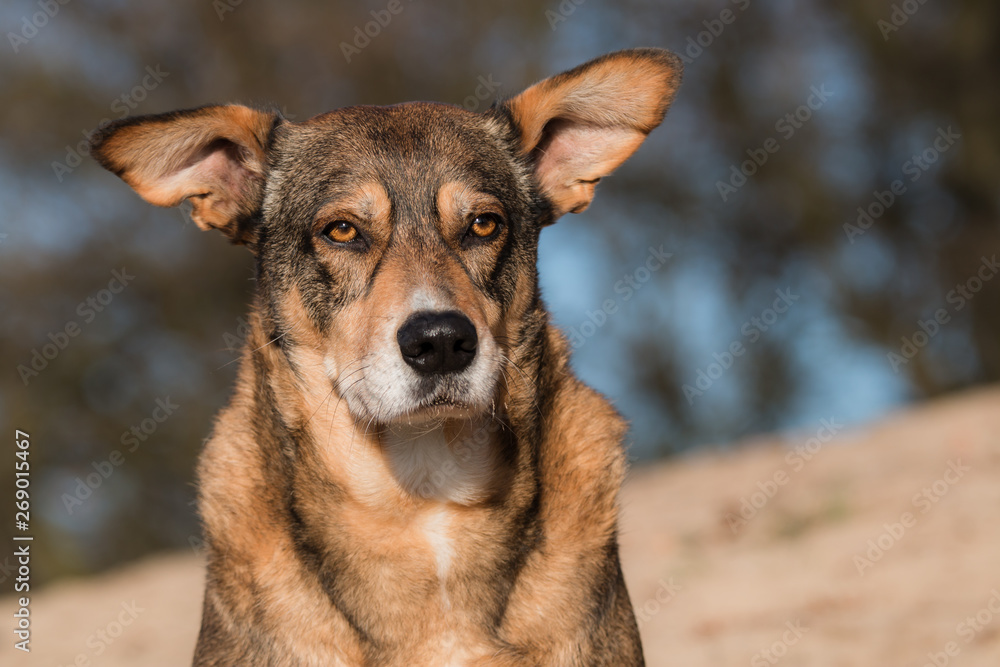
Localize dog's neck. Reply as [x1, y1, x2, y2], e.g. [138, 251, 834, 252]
[380, 417, 505, 505]
[240, 308, 542, 512]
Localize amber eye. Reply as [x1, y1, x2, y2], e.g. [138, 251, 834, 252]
[468, 214, 501, 240]
[322, 221, 358, 244]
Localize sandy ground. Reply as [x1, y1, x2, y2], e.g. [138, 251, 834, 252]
[5, 387, 999, 666]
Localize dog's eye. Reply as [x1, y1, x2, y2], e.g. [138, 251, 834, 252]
[322, 221, 359, 244]
[467, 214, 501, 240]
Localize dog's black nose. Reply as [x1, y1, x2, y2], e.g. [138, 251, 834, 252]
[397, 311, 478, 375]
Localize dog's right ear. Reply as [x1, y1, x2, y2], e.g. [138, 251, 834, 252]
[90, 105, 279, 246]
[503, 48, 682, 222]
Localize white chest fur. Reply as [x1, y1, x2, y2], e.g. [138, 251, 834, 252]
[381, 419, 497, 505]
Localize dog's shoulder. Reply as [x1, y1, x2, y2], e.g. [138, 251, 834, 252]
[537, 324, 630, 535]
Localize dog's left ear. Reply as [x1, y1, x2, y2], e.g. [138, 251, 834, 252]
[504, 48, 682, 220]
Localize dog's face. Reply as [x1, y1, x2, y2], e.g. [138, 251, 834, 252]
[91, 49, 681, 426]
[256, 103, 537, 424]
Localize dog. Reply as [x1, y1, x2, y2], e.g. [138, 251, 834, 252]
[90, 48, 682, 666]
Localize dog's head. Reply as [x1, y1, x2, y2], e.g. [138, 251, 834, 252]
[91, 49, 681, 426]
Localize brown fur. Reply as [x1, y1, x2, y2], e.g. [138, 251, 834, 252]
[90, 48, 682, 666]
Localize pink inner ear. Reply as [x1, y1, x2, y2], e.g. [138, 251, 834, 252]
[131, 141, 255, 231]
[190, 142, 252, 200]
[534, 122, 645, 214]
[134, 142, 246, 204]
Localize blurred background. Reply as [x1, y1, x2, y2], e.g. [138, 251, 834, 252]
[0, 0, 997, 589]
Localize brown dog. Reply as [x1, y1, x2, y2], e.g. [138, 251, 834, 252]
[90, 48, 682, 666]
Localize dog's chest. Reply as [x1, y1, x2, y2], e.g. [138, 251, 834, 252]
[334, 500, 497, 664]
[409, 503, 456, 612]
[283, 417, 521, 662]
[381, 420, 497, 505]
[380, 423, 488, 599]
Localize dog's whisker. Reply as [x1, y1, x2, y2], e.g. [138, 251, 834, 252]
[334, 374, 368, 416]
[304, 386, 337, 427]
[497, 353, 544, 422]
[215, 331, 289, 370]
[332, 362, 370, 393]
